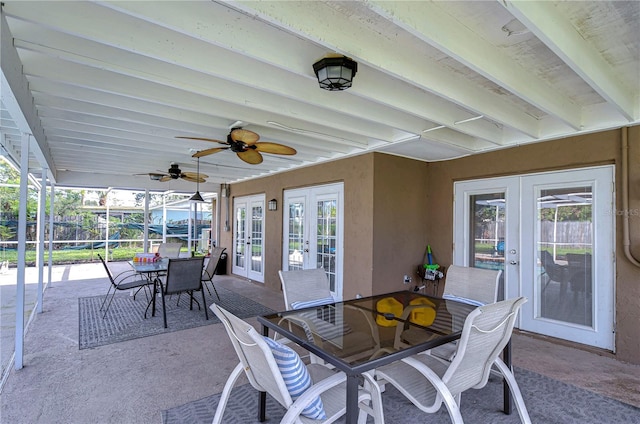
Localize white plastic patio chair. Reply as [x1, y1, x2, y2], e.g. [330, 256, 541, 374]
[421, 266, 501, 360]
[394, 266, 502, 353]
[279, 269, 391, 363]
[210, 304, 382, 424]
[157, 242, 182, 258]
[374, 297, 531, 424]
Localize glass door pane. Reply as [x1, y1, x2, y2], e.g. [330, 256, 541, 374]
[250, 203, 263, 274]
[469, 193, 506, 274]
[536, 186, 593, 326]
[316, 198, 337, 292]
[234, 204, 246, 269]
[285, 197, 305, 270]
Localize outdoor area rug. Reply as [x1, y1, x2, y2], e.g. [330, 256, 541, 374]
[161, 367, 640, 424]
[79, 286, 274, 349]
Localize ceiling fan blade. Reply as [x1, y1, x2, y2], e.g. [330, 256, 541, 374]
[230, 128, 260, 145]
[237, 149, 263, 164]
[181, 175, 206, 183]
[159, 175, 173, 182]
[182, 171, 209, 179]
[176, 136, 228, 145]
[193, 147, 228, 158]
[254, 142, 297, 155]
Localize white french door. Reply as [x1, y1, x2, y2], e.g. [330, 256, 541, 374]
[232, 194, 265, 283]
[283, 183, 344, 300]
[454, 166, 615, 350]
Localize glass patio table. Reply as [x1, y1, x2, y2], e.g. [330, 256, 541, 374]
[128, 258, 169, 317]
[258, 290, 509, 423]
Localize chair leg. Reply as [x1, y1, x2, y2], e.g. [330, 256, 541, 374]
[99, 286, 114, 311]
[361, 371, 385, 424]
[210, 281, 221, 301]
[101, 289, 118, 318]
[161, 287, 168, 329]
[493, 358, 532, 424]
[212, 363, 244, 424]
[201, 287, 209, 320]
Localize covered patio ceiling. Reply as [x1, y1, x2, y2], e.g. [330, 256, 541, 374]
[1, 1, 638, 193]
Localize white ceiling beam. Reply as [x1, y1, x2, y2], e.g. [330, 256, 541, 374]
[7, 5, 416, 146]
[101, 1, 512, 145]
[501, 0, 638, 122]
[365, 0, 583, 130]
[0, 8, 55, 181]
[226, 0, 541, 139]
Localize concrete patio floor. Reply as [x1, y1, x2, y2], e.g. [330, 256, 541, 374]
[1, 261, 639, 423]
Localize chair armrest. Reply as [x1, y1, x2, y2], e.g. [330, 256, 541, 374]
[281, 371, 345, 423]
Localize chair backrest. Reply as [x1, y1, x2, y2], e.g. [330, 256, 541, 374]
[158, 242, 182, 258]
[203, 247, 226, 280]
[97, 254, 116, 285]
[164, 257, 205, 295]
[443, 265, 502, 305]
[278, 268, 332, 310]
[443, 296, 527, 396]
[210, 304, 293, 408]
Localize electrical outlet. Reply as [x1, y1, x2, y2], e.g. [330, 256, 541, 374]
[403, 275, 412, 284]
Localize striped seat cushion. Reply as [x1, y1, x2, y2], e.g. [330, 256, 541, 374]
[263, 337, 326, 420]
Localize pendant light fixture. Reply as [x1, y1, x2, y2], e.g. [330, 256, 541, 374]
[189, 157, 205, 202]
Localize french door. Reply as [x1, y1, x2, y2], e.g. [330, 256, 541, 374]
[283, 183, 344, 300]
[454, 166, 614, 350]
[232, 194, 265, 282]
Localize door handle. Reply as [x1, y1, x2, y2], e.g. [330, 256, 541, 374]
[509, 260, 518, 265]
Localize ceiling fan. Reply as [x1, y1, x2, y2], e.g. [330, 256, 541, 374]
[138, 163, 207, 183]
[176, 127, 297, 165]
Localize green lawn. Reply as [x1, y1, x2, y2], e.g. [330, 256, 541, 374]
[0, 246, 155, 267]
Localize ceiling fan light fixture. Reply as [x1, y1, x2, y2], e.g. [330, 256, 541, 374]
[313, 56, 358, 91]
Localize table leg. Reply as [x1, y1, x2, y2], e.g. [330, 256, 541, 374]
[258, 324, 269, 422]
[151, 277, 158, 317]
[345, 373, 359, 423]
[503, 340, 513, 414]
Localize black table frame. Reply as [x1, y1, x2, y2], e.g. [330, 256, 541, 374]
[128, 259, 168, 317]
[258, 291, 514, 423]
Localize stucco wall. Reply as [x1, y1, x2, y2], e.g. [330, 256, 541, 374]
[219, 154, 377, 298]
[426, 127, 640, 364]
[219, 126, 639, 364]
[371, 153, 430, 295]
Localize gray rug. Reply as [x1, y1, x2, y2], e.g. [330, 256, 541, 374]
[161, 368, 640, 424]
[79, 286, 274, 349]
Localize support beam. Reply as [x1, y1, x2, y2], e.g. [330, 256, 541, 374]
[0, 7, 56, 181]
[48, 183, 55, 287]
[501, 0, 638, 122]
[36, 168, 47, 313]
[15, 133, 30, 370]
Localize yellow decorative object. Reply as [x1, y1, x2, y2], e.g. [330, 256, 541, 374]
[408, 298, 436, 327]
[376, 297, 403, 327]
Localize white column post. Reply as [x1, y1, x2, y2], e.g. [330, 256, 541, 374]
[105, 189, 110, 261]
[143, 189, 149, 253]
[48, 183, 55, 287]
[15, 133, 30, 370]
[36, 167, 47, 313]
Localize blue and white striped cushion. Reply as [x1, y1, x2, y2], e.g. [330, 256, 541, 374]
[290, 296, 335, 310]
[263, 337, 326, 420]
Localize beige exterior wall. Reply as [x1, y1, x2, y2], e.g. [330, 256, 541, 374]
[219, 126, 640, 364]
[427, 127, 640, 364]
